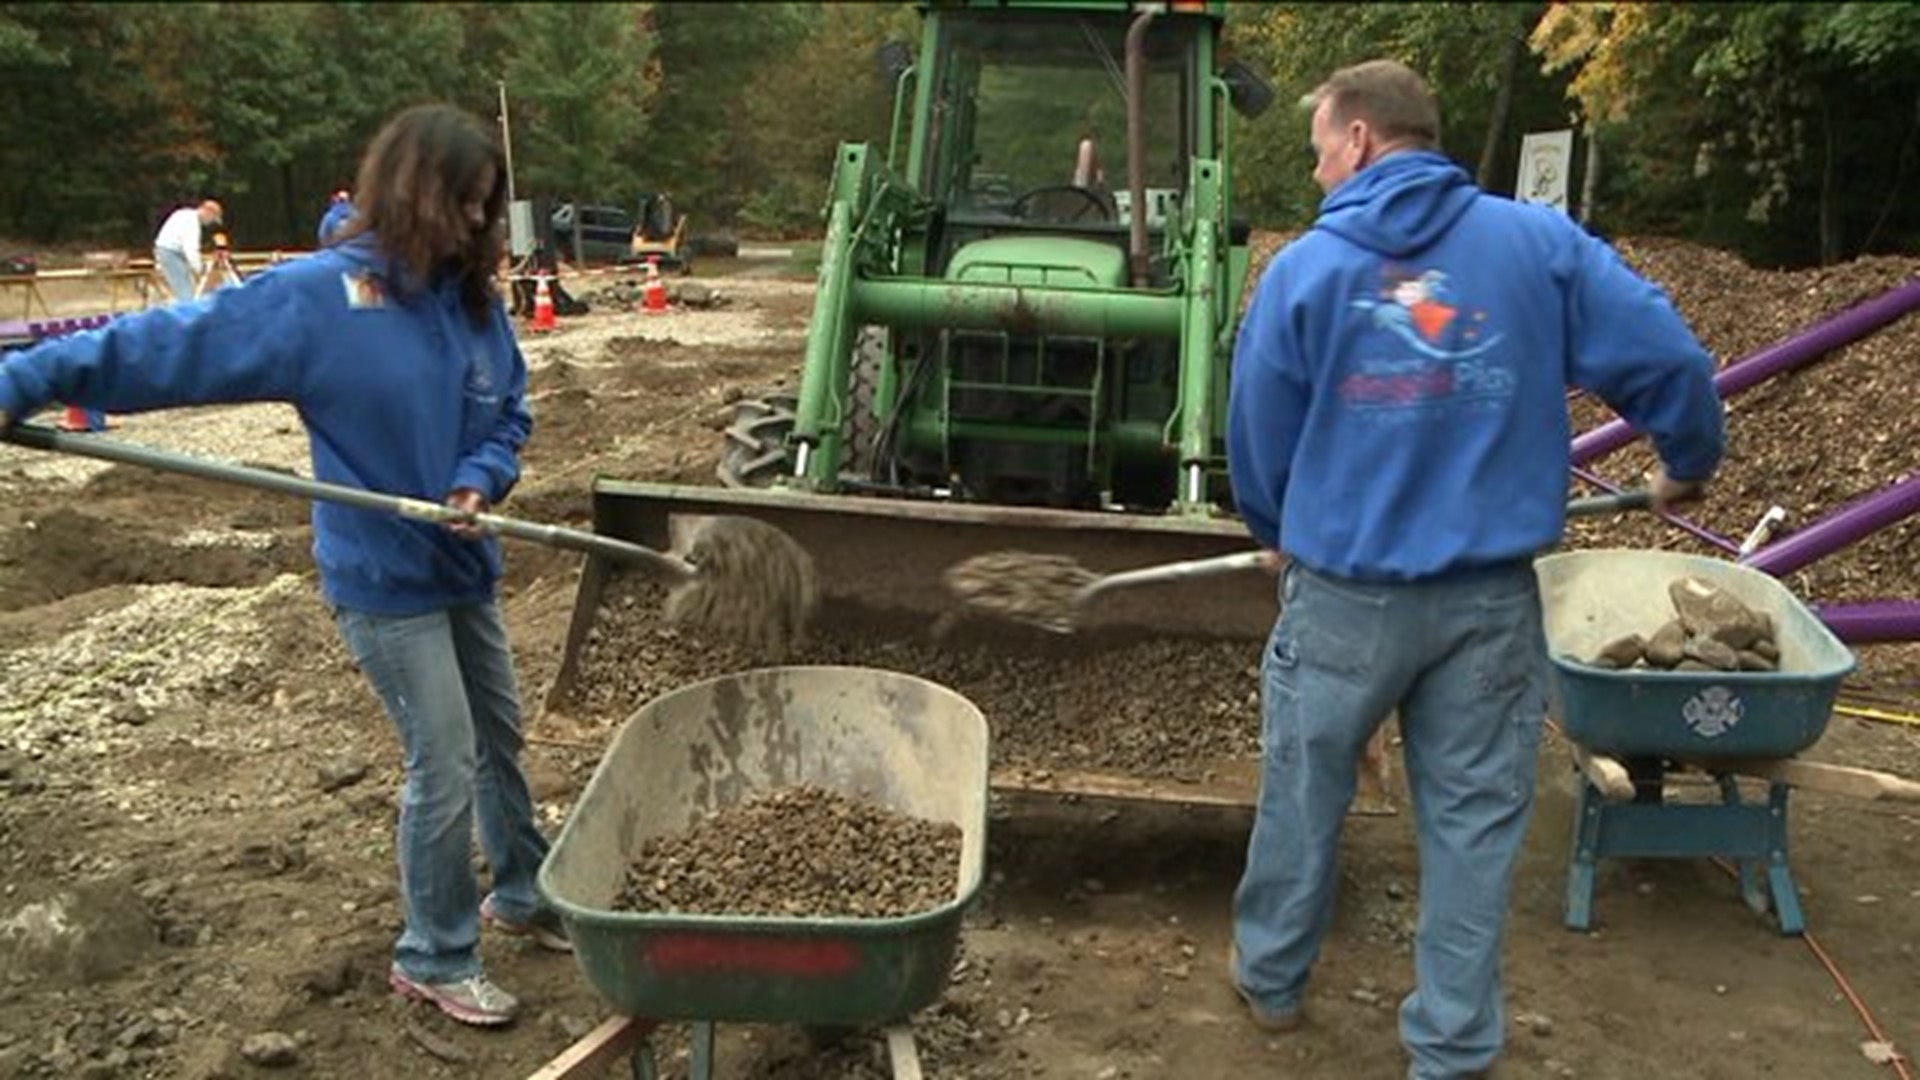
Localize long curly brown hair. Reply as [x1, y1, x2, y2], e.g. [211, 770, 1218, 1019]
[334, 104, 506, 325]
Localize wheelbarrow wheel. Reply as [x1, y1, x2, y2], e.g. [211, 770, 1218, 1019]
[802, 1023, 862, 1051]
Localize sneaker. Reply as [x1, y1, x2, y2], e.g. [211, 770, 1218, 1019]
[388, 965, 518, 1026]
[480, 895, 573, 953]
[1227, 944, 1303, 1033]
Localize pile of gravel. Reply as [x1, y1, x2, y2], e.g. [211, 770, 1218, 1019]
[617, 786, 961, 919]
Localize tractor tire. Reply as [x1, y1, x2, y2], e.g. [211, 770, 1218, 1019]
[842, 327, 886, 481]
[716, 391, 798, 488]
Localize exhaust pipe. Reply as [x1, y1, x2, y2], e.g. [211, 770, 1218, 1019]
[1125, 8, 1155, 288]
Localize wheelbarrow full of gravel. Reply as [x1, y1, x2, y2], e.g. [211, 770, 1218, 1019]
[1535, 549, 1858, 935]
[535, 665, 988, 1079]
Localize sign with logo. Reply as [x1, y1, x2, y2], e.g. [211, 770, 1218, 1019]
[1516, 130, 1575, 213]
[1682, 685, 1744, 739]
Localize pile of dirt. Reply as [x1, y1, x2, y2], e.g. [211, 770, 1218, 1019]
[572, 577, 1259, 780]
[1568, 240, 1920, 687]
[617, 786, 961, 919]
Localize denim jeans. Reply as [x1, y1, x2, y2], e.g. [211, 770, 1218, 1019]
[334, 600, 550, 983]
[154, 246, 195, 303]
[1231, 561, 1547, 1080]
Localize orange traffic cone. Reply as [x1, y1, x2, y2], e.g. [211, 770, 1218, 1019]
[641, 258, 669, 314]
[529, 275, 556, 332]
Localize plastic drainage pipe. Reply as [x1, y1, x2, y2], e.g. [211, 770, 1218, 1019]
[1571, 277, 1920, 466]
[1812, 601, 1920, 645]
[1743, 474, 1920, 577]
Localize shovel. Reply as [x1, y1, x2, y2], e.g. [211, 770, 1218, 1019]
[947, 491, 1659, 634]
[0, 422, 816, 652]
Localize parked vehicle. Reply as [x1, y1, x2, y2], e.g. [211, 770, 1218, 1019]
[550, 203, 636, 266]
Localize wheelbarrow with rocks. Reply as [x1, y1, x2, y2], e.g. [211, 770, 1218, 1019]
[532, 666, 989, 1079]
[1535, 548, 1920, 935]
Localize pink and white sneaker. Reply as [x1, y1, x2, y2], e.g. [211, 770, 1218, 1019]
[389, 965, 519, 1026]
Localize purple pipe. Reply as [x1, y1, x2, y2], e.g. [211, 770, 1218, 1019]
[1571, 276, 1920, 466]
[1813, 601, 1920, 644]
[1744, 474, 1920, 576]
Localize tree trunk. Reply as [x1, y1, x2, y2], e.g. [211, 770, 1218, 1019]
[1476, 21, 1526, 191]
[281, 163, 300, 248]
[1579, 127, 1601, 226]
[1819, 92, 1839, 266]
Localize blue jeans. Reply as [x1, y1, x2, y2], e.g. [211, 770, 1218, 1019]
[154, 246, 195, 303]
[334, 600, 550, 982]
[1232, 562, 1547, 1080]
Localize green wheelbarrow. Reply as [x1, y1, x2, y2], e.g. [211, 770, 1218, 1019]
[536, 665, 989, 1079]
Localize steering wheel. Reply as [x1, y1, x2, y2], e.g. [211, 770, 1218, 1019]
[1009, 185, 1114, 224]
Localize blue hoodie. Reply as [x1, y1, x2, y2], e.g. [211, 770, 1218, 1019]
[0, 233, 532, 616]
[1228, 151, 1723, 582]
[317, 199, 355, 247]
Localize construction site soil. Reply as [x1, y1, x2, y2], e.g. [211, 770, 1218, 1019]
[1, 241, 1916, 1080]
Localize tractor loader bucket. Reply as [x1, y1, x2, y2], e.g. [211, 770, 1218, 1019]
[548, 479, 1277, 809]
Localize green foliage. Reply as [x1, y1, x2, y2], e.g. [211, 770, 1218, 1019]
[502, 4, 654, 205]
[4, 1, 1920, 265]
[733, 3, 915, 235]
[1226, 3, 1564, 226]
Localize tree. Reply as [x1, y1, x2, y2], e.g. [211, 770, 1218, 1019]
[502, 4, 655, 208]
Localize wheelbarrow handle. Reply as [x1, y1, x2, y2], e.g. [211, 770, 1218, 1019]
[1566, 489, 1654, 517]
[1, 423, 695, 579]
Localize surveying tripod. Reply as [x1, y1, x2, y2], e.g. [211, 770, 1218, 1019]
[194, 232, 245, 297]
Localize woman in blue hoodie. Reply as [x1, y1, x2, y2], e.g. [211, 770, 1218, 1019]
[0, 104, 564, 1027]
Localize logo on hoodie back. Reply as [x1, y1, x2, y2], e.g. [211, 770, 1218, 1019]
[1339, 264, 1511, 414]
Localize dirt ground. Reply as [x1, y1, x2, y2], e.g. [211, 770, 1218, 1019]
[1, 242, 1917, 1080]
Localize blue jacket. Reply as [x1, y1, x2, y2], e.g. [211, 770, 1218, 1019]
[1228, 151, 1723, 582]
[317, 200, 354, 247]
[0, 233, 532, 615]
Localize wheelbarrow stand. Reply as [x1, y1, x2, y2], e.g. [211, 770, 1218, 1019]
[1565, 757, 1802, 933]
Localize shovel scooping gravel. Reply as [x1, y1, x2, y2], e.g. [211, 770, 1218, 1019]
[1, 422, 817, 650]
[944, 492, 1658, 634]
[945, 549, 1269, 634]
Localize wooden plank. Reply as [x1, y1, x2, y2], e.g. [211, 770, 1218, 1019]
[1691, 758, 1920, 803]
[885, 1026, 924, 1080]
[1568, 743, 1637, 802]
[991, 764, 1255, 809]
[526, 1016, 657, 1080]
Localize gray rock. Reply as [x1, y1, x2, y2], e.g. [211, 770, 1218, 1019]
[239, 1031, 299, 1067]
[1645, 619, 1688, 668]
[317, 760, 369, 793]
[1594, 634, 1645, 668]
[1683, 635, 1741, 672]
[1735, 649, 1777, 672]
[1668, 577, 1769, 650]
[301, 957, 354, 999]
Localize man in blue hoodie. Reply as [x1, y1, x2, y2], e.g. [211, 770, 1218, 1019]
[1226, 61, 1724, 1079]
[316, 188, 355, 247]
[0, 105, 567, 1028]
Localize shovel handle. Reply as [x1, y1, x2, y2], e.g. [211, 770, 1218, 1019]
[1566, 490, 1654, 517]
[2, 423, 694, 578]
[1079, 550, 1269, 600]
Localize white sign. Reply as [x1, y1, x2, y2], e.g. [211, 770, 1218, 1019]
[1516, 130, 1575, 213]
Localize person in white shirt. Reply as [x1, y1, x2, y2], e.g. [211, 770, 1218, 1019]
[152, 200, 224, 302]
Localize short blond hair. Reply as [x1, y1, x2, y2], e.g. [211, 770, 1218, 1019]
[1308, 60, 1440, 151]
